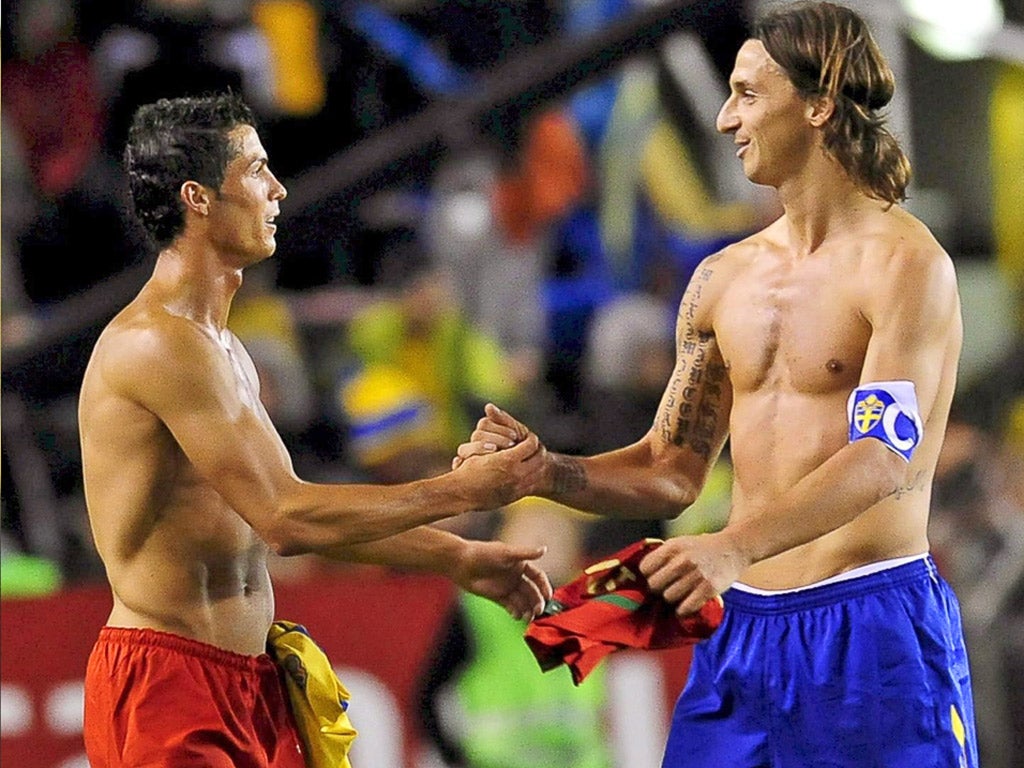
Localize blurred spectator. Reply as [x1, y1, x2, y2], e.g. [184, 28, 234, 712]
[425, 142, 549, 398]
[251, 0, 326, 117]
[576, 282, 677, 550]
[228, 261, 316, 445]
[93, 0, 275, 158]
[1, 115, 37, 344]
[2, 0, 103, 198]
[334, 361, 449, 485]
[343, 230, 522, 452]
[3, 0, 141, 305]
[582, 285, 674, 448]
[492, 110, 590, 249]
[416, 498, 612, 768]
[930, 410, 1024, 768]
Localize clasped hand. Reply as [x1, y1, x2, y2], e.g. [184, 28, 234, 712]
[639, 532, 749, 617]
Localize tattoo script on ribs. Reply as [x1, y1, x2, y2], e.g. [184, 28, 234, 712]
[659, 262, 727, 460]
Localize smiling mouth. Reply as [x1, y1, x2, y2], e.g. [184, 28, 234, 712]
[736, 142, 750, 158]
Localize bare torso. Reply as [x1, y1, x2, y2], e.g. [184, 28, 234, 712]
[80, 289, 277, 656]
[709, 209, 960, 588]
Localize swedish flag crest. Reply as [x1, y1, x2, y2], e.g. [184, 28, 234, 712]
[853, 394, 886, 433]
[846, 381, 923, 462]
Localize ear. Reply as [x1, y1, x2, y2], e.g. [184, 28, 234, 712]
[806, 94, 835, 128]
[180, 181, 212, 216]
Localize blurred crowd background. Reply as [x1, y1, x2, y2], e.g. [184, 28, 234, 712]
[1, 0, 1022, 765]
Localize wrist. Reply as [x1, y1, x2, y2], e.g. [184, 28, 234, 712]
[449, 537, 476, 588]
[718, 523, 757, 570]
[427, 472, 478, 517]
[544, 452, 587, 498]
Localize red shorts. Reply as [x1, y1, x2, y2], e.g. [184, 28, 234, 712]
[84, 627, 307, 768]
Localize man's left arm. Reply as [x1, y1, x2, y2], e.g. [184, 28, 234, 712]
[643, 243, 961, 613]
[321, 525, 552, 620]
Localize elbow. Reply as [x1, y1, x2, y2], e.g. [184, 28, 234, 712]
[646, 477, 699, 519]
[260, 490, 319, 557]
[869, 444, 914, 504]
[268, 537, 308, 559]
[264, 519, 313, 558]
[260, 489, 373, 557]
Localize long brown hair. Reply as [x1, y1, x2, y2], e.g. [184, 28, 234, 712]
[754, 2, 911, 204]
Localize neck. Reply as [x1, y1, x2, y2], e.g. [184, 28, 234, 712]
[775, 156, 881, 255]
[151, 238, 244, 331]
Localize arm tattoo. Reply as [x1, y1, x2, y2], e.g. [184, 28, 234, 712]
[887, 469, 927, 500]
[550, 455, 588, 494]
[658, 262, 727, 460]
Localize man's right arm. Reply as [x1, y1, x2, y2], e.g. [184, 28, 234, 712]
[457, 255, 734, 519]
[102, 318, 545, 555]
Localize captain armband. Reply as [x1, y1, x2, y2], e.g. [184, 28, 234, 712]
[846, 381, 924, 462]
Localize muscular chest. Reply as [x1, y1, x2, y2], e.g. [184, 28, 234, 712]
[714, 259, 868, 393]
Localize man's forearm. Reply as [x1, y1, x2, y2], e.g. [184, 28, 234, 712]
[319, 525, 469, 574]
[727, 438, 907, 564]
[542, 443, 701, 520]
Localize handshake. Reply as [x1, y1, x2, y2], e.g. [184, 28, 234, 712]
[448, 403, 553, 511]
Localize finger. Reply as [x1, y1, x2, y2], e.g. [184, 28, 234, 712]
[485, 403, 528, 441]
[523, 561, 553, 602]
[452, 455, 462, 470]
[505, 587, 534, 622]
[647, 556, 699, 595]
[519, 568, 547, 616]
[508, 581, 541, 621]
[660, 569, 703, 605]
[456, 440, 498, 461]
[473, 419, 519, 446]
[638, 546, 671, 578]
[677, 585, 718, 618]
[471, 426, 518, 448]
[508, 432, 541, 462]
[502, 544, 547, 562]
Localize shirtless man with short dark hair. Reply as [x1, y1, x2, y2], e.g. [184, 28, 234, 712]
[79, 92, 551, 768]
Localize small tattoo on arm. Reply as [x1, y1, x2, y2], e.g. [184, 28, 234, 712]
[551, 456, 587, 494]
[888, 469, 927, 500]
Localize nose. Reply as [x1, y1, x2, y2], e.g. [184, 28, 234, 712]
[716, 96, 738, 134]
[270, 172, 287, 201]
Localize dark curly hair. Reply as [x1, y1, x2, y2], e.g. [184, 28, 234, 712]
[754, 2, 911, 205]
[124, 92, 257, 247]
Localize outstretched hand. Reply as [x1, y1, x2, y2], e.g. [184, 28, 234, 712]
[639, 531, 750, 617]
[452, 539, 553, 620]
[453, 403, 535, 470]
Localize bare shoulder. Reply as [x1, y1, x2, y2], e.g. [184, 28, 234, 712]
[683, 227, 770, 297]
[676, 221, 782, 332]
[714, 217, 789, 274]
[87, 300, 220, 400]
[865, 208, 957, 304]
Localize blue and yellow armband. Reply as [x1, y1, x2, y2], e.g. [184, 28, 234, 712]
[846, 381, 923, 462]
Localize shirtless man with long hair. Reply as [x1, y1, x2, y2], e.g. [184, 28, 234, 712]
[458, 3, 976, 765]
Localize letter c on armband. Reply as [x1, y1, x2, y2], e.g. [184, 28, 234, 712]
[846, 381, 924, 462]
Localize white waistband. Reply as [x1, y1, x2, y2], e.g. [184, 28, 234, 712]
[730, 553, 930, 596]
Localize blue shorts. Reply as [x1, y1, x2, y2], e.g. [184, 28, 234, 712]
[661, 556, 977, 768]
